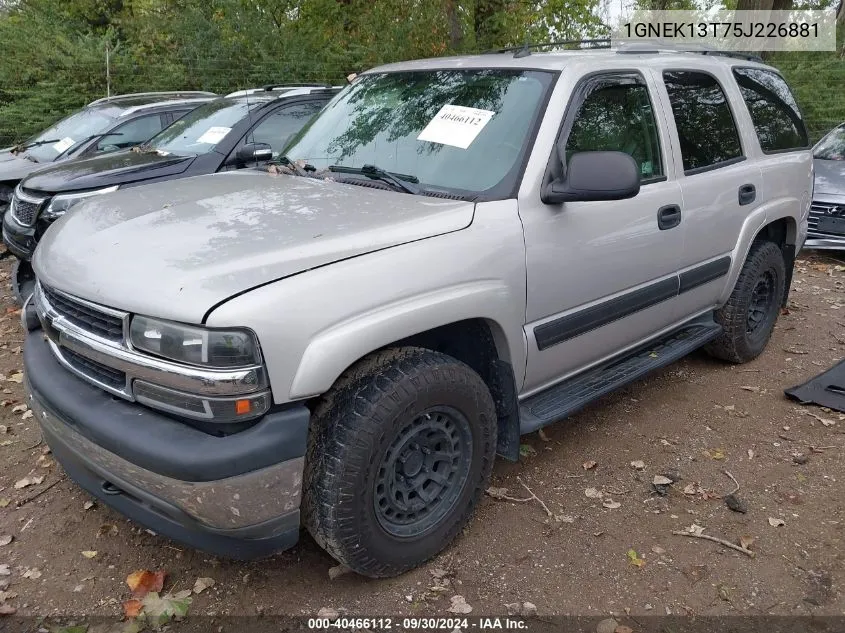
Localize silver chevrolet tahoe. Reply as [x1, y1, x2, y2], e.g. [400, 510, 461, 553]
[22, 46, 812, 578]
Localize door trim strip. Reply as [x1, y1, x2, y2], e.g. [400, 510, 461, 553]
[533, 256, 731, 351]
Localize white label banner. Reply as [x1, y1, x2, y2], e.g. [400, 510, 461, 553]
[52, 137, 75, 153]
[417, 105, 495, 149]
[196, 126, 231, 144]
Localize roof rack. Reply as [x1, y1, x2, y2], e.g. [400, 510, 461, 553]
[87, 91, 217, 106]
[487, 38, 612, 58]
[615, 40, 763, 62]
[224, 84, 333, 98]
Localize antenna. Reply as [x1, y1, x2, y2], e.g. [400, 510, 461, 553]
[105, 42, 111, 98]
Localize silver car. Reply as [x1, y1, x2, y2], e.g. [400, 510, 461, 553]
[22, 46, 812, 577]
[805, 123, 845, 249]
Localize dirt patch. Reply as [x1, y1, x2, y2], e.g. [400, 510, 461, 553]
[0, 252, 843, 620]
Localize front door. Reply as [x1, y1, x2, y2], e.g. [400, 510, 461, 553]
[519, 71, 684, 394]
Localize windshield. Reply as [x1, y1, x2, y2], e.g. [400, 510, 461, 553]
[815, 126, 845, 161]
[284, 69, 556, 196]
[151, 99, 252, 154]
[24, 108, 116, 162]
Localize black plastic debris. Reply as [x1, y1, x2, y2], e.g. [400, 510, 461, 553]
[785, 359, 845, 412]
[724, 493, 748, 513]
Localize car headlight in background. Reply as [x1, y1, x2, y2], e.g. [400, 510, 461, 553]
[41, 185, 119, 220]
[129, 315, 269, 423]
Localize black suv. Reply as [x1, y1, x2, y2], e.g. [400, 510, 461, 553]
[0, 91, 217, 217]
[4, 85, 339, 300]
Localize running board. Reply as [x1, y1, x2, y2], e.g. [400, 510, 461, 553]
[519, 318, 722, 434]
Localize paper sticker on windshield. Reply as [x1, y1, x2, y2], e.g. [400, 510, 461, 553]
[52, 137, 75, 153]
[196, 126, 231, 144]
[417, 105, 495, 149]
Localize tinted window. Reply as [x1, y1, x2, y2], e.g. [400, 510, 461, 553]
[96, 114, 164, 152]
[565, 78, 664, 181]
[733, 68, 808, 153]
[663, 71, 742, 173]
[284, 70, 556, 196]
[247, 102, 325, 156]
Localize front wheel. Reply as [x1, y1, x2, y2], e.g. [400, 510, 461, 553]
[11, 259, 35, 307]
[302, 347, 497, 578]
[705, 240, 786, 363]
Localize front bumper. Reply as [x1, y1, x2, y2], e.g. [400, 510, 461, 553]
[24, 333, 310, 559]
[2, 210, 36, 260]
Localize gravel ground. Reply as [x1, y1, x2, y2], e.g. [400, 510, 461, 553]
[0, 251, 842, 626]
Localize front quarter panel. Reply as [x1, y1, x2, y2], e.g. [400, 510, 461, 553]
[205, 200, 527, 403]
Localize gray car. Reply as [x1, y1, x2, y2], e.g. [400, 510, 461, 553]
[22, 45, 811, 577]
[805, 123, 845, 249]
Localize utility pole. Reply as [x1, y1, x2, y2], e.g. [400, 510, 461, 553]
[106, 42, 111, 98]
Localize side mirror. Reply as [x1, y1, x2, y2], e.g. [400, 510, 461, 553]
[542, 151, 641, 205]
[236, 142, 273, 164]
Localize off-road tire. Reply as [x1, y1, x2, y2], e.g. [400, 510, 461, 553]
[302, 347, 497, 578]
[705, 240, 786, 363]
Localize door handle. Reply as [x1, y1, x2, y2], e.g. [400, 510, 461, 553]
[738, 184, 756, 206]
[657, 204, 682, 230]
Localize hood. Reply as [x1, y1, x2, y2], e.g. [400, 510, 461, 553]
[814, 158, 845, 197]
[0, 148, 41, 182]
[22, 150, 196, 194]
[34, 171, 475, 323]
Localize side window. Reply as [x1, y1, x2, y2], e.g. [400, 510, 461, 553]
[95, 114, 165, 153]
[663, 71, 742, 173]
[732, 68, 808, 153]
[246, 102, 325, 156]
[167, 109, 195, 125]
[564, 77, 664, 181]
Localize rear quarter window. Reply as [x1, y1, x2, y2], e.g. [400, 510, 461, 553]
[732, 68, 808, 153]
[662, 70, 743, 174]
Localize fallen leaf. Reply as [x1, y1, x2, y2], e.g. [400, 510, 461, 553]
[126, 569, 165, 599]
[705, 448, 726, 460]
[0, 535, 12, 546]
[584, 487, 603, 499]
[14, 475, 44, 489]
[630, 460, 645, 470]
[97, 524, 118, 538]
[717, 583, 732, 601]
[5, 372, 22, 384]
[683, 483, 700, 495]
[602, 499, 621, 509]
[22, 567, 41, 579]
[36, 454, 52, 468]
[747, 449, 755, 459]
[123, 599, 143, 618]
[519, 444, 536, 458]
[485, 487, 513, 500]
[447, 595, 473, 614]
[0, 565, 9, 576]
[651, 545, 666, 555]
[653, 475, 673, 486]
[83, 500, 95, 511]
[615, 626, 634, 633]
[81, 550, 97, 559]
[138, 591, 192, 628]
[739, 535, 755, 550]
[328, 565, 351, 581]
[192, 577, 215, 594]
[537, 429, 550, 442]
[582, 460, 597, 470]
[0, 426, 6, 435]
[768, 517, 786, 528]
[740, 385, 760, 393]
[0, 604, 16, 615]
[626, 548, 645, 568]
[10, 404, 26, 413]
[20, 411, 32, 420]
[687, 523, 705, 536]
[0, 500, 8, 508]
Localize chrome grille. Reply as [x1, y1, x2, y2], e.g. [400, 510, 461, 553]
[9, 188, 47, 226]
[808, 201, 845, 235]
[41, 285, 124, 342]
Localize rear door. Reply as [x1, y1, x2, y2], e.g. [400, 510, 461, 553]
[519, 71, 685, 393]
[655, 69, 764, 314]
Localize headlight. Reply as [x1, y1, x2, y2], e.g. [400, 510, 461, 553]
[129, 315, 261, 368]
[41, 185, 119, 220]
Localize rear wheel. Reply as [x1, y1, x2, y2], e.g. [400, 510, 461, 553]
[705, 240, 786, 363]
[302, 347, 497, 578]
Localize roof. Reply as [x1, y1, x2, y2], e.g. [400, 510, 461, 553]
[225, 86, 342, 105]
[366, 46, 776, 75]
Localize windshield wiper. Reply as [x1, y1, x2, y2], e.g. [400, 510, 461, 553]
[11, 131, 123, 156]
[329, 164, 420, 195]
